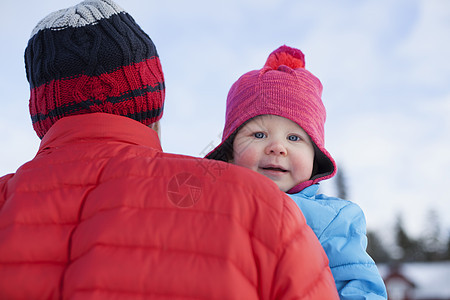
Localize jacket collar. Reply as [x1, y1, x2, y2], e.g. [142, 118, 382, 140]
[39, 113, 162, 152]
[297, 184, 320, 197]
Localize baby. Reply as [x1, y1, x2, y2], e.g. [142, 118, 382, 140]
[207, 45, 387, 299]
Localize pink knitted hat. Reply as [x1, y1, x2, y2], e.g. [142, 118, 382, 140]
[206, 45, 336, 193]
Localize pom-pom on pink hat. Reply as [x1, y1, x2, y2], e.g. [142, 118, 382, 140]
[206, 45, 336, 193]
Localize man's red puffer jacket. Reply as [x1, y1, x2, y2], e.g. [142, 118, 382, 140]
[0, 113, 338, 299]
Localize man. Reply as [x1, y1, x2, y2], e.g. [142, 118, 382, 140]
[0, 0, 338, 299]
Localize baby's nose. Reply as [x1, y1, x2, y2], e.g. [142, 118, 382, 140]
[266, 141, 287, 156]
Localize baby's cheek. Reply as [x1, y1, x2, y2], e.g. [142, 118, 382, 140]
[234, 149, 259, 170]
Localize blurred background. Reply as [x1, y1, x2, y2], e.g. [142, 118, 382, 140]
[1, 0, 449, 298]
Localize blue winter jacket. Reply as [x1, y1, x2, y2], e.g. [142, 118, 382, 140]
[290, 184, 387, 299]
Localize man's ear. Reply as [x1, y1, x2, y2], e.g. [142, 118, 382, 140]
[149, 121, 161, 139]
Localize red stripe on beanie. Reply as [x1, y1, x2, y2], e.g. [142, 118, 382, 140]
[30, 57, 165, 138]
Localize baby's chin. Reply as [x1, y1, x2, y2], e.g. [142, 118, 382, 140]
[276, 180, 309, 194]
[281, 186, 295, 193]
[272, 181, 295, 193]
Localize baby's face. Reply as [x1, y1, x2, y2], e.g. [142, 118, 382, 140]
[232, 115, 315, 192]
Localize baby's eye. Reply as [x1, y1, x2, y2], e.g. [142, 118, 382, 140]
[288, 135, 301, 141]
[254, 132, 266, 139]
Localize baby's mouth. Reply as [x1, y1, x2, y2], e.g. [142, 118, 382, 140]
[261, 166, 287, 173]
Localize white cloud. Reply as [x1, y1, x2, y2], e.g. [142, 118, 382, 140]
[395, 0, 450, 88]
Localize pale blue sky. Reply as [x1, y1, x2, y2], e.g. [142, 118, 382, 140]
[1, 0, 449, 241]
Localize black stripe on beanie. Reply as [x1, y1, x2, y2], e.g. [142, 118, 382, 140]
[32, 107, 164, 128]
[25, 12, 158, 89]
[30, 81, 165, 124]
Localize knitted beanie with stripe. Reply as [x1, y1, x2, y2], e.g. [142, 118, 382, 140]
[25, 0, 165, 139]
[207, 45, 336, 193]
